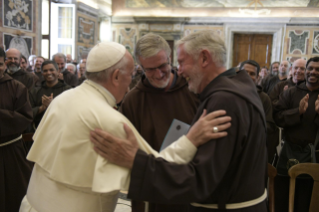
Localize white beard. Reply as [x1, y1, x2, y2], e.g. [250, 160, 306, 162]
[7, 66, 20, 74]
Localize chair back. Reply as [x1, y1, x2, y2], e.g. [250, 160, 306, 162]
[288, 163, 319, 212]
[268, 163, 277, 212]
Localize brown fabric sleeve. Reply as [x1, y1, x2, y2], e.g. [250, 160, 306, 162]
[0, 84, 33, 136]
[273, 89, 301, 128]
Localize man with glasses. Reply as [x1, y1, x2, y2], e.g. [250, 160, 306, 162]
[269, 59, 306, 105]
[5, 48, 35, 90]
[120, 33, 199, 212]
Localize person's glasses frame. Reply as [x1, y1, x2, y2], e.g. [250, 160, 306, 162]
[141, 58, 170, 73]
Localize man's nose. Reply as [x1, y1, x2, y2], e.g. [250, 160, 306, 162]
[154, 68, 164, 77]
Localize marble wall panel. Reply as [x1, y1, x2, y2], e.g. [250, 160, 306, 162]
[283, 26, 319, 63]
[112, 24, 139, 56]
[118, 28, 137, 54]
[78, 16, 95, 45]
[3, 0, 33, 31]
[288, 30, 309, 54]
[77, 45, 92, 60]
[313, 31, 319, 54]
[75, 3, 99, 60]
[3, 33, 32, 59]
[1, 0, 38, 55]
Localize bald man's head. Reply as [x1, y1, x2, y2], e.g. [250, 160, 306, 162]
[279, 60, 290, 77]
[292, 59, 306, 83]
[6, 48, 22, 73]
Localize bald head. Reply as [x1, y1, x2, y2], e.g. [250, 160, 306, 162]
[279, 60, 289, 77]
[6, 48, 22, 59]
[6, 48, 22, 73]
[292, 58, 306, 83]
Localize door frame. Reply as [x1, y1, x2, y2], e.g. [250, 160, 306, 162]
[225, 23, 285, 69]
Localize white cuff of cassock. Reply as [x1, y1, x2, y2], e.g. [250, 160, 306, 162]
[159, 135, 197, 164]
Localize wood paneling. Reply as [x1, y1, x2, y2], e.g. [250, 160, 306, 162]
[233, 34, 273, 68]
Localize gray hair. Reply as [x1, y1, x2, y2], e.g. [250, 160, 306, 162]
[176, 30, 227, 67]
[85, 54, 128, 83]
[52, 53, 66, 62]
[134, 33, 171, 64]
[66, 63, 76, 72]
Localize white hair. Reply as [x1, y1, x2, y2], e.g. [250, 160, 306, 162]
[176, 30, 227, 67]
[66, 63, 76, 72]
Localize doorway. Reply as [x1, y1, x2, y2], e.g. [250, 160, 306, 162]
[232, 34, 273, 68]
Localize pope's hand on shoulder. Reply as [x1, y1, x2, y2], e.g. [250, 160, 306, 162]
[89, 109, 231, 168]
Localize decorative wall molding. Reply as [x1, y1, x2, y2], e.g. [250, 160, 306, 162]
[77, 2, 99, 18]
[2, 0, 33, 31]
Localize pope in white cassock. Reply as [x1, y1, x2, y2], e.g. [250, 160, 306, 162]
[19, 41, 230, 212]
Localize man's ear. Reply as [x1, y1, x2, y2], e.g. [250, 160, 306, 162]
[110, 68, 120, 86]
[200, 49, 212, 68]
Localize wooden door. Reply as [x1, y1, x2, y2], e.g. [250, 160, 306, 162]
[232, 34, 273, 68]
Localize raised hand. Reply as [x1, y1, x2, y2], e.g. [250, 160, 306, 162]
[186, 109, 231, 147]
[42, 93, 53, 108]
[299, 94, 309, 115]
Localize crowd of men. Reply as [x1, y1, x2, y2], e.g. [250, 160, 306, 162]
[1, 30, 319, 212]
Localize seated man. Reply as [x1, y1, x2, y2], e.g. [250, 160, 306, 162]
[20, 41, 231, 212]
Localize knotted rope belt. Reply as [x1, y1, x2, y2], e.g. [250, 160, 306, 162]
[191, 189, 267, 209]
[0, 135, 22, 147]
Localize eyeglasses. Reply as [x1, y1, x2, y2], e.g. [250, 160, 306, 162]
[142, 61, 170, 73]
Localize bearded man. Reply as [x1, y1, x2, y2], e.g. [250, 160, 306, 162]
[5, 48, 35, 90]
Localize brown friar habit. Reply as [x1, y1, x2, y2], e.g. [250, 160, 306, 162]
[5, 69, 35, 90]
[77, 75, 86, 86]
[29, 80, 71, 129]
[273, 81, 318, 212]
[120, 71, 199, 212]
[127, 69, 268, 212]
[34, 71, 44, 87]
[62, 69, 78, 87]
[257, 86, 279, 163]
[0, 74, 33, 212]
[262, 75, 287, 95]
[269, 78, 297, 105]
